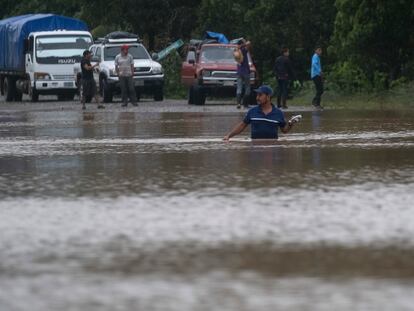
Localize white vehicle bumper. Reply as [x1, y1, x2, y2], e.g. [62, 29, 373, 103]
[35, 80, 77, 90]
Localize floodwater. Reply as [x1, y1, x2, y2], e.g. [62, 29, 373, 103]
[0, 100, 414, 311]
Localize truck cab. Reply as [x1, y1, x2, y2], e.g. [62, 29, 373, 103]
[25, 30, 93, 101]
[0, 14, 93, 102]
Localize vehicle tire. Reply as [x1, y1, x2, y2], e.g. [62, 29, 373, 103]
[101, 78, 112, 103]
[153, 86, 164, 101]
[4, 77, 16, 102]
[135, 89, 141, 102]
[29, 84, 39, 102]
[187, 86, 194, 105]
[14, 89, 23, 102]
[67, 93, 75, 101]
[193, 86, 206, 105]
[30, 90, 39, 102]
[58, 93, 75, 101]
[0, 76, 4, 96]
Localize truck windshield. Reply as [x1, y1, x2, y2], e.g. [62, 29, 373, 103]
[104, 46, 150, 61]
[200, 46, 238, 64]
[36, 35, 93, 64]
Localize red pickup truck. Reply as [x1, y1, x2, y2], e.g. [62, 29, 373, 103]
[181, 41, 258, 105]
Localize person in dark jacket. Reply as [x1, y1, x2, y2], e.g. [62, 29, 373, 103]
[273, 47, 295, 109]
[81, 50, 104, 110]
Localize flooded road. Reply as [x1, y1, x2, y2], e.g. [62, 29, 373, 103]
[1, 99, 414, 310]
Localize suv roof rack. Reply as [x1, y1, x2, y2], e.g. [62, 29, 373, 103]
[188, 35, 243, 50]
[95, 31, 143, 44]
[188, 38, 222, 50]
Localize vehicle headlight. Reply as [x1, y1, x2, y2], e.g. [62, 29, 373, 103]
[202, 70, 212, 77]
[152, 67, 163, 74]
[34, 72, 51, 80]
[109, 69, 118, 77]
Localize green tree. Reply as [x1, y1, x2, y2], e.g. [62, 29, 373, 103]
[330, 0, 414, 90]
[196, 0, 256, 38]
[0, 1, 19, 19]
[196, 0, 336, 83]
[5, 0, 80, 17]
[80, 0, 200, 50]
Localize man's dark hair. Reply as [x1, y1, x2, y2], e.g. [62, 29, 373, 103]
[83, 50, 91, 57]
[281, 47, 289, 54]
[314, 46, 322, 51]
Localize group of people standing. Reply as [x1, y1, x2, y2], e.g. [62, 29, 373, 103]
[273, 46, 324, 110]
[234, 43, 325, 110]
[80, 44, 137, 110]
[80, 39, 321, 141]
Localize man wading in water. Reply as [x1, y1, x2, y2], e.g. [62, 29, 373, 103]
[223, 85, 301, 141]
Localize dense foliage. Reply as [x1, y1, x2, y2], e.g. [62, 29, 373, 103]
[2, 0, 413, 95]
[330, 0, 414, 91]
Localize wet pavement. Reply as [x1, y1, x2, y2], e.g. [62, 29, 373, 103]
[0, 98, 414, 310]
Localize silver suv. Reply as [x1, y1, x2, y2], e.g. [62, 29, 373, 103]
[76, 35, 164, 102]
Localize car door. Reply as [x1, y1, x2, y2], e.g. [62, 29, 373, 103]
[181, 50, 197, 87]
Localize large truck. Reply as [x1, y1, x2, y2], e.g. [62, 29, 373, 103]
[0, 14, 93, 102]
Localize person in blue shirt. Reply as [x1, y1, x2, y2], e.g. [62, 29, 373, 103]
[223, 85, 297, 140]
[311, 47, 324, 109]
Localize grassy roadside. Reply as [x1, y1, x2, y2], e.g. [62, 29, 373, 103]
[290, 81, 414, 110]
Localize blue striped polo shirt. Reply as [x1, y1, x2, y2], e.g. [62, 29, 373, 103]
[243, 104, 286, 139]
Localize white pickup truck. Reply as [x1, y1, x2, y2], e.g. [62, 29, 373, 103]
[74, 35, 164, 102]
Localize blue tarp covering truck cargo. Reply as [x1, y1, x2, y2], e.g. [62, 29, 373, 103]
[203, 31, 229, 44]
[0, 14, 88, 72]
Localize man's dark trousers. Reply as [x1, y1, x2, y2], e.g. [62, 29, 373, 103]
[312, 75, 324, 106]
[119, 76, 137, 106]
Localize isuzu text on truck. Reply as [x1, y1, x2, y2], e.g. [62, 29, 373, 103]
[0, 14, 93, 102]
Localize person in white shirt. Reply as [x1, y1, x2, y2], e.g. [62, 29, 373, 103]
[115, 45, 138, 107]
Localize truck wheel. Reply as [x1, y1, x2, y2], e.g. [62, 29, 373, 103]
[58, 93, 75, 101]
[14, 89, 23, 102]
[30, 89, 39, 102]
[188, 86, 194, 105]
[193, 86, 206, 105]
[134, 88, 141, 102]
[101, 78, 112, 103]
[0, 76, 4, 96]
[153, 86, 164, 101]
[4, 77, 16, 102]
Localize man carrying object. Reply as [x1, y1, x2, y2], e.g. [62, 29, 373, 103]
[224, 85, 301, 141]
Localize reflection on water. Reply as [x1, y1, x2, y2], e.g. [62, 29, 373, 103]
[0, 106, 414, 310]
